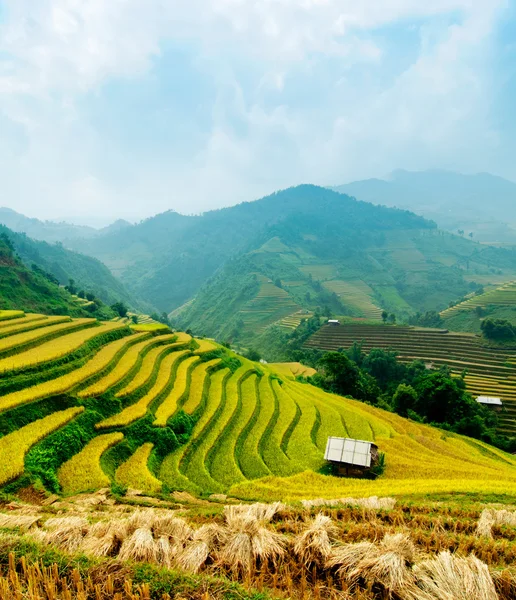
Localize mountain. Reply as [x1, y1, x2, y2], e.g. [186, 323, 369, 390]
[0, 225, 142, 309]
[0, 207, 99, 243]
[61, 183, 516, 341]
[0, 233, 102, 315]
[172, 186, 516, 342]
[333, 170, 516, 243]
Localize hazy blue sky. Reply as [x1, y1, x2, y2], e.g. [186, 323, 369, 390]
[0, 1, 515, 225]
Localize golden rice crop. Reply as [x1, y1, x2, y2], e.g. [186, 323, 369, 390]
[0, 313, 45, 329]
[181, 358, 220, 414]
[115, 443, 162, 495]
[98, 351, 192, 429]
[0, 407, 84, 486]
[58, 432, 123, 495]
[0, 320, 126, 374]
[0, 315, 68, 338]
[0, 332, 137, 413]
[131, 323, 170, 332]
[194, 339, 217, 353]
[0, 318, 93, 355]
[78, 333, 153, 397]
[115, 338, 176, 397]
[0, 309, 24, 321]
[151, 355, 199, 426]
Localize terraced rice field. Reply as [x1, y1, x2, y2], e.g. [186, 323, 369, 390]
[323, 280, 383, 319]
[1, 309, 516, 500]
[276, 310, 313, 330]
[441, 280, 516, 317]
[306, 323, 516, 434]
[239, 279, 300, 333]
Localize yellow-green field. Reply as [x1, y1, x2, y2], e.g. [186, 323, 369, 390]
[0, 310, 516, 502]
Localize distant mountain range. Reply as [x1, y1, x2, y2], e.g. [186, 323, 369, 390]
[333, 170, 516, 243]
[0, 207, 132, 244]
[3, 174, 516, 343]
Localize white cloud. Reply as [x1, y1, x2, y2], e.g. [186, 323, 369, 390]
[0, 0, 511, 221]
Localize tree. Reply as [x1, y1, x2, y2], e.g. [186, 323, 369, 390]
[86, 292, 95, 302]
[481, 318, 515, 341]
[392, 384, 418, 417]
[318, 352, 360, 397]
[458, 229, 464, 237]
[65, 278, 77, 295]
[111, 301, 128, 318]
[381, 310, 388, 323]
[387, 313, 396, 324]
[78, 290, 85, 299]
[131, 315, 138, 324]
[469, 232, 474, 239]
[244, 348, 261, 362]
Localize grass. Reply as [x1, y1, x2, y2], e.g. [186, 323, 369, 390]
[58, 432, 124, 494]
[115, 442, 162, 494]
[0, 407, 84, 486]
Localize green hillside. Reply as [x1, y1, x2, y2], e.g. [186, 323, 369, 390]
[441, 280, 516, 333]
[65, 185, 516, 318]
[173, 186, 516, 342]
[0, 310, 516, 501]
[0, 225, 141, 309]
[0, 234, 109, 317]
[305, 322, 516, 435]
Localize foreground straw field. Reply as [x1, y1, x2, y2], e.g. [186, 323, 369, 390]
[1, 491, 516, 600]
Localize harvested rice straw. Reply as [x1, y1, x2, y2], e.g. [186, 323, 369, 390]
[118, 527, 157, 563]
[177, 524, 226, 573]
[0, 513, 41, 531]
[293, 514, 338, 565]
[403, 551, 498, 600]
[476, 508, 516, 538]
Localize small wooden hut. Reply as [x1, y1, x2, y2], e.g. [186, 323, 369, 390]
[324, 436, 379, 477]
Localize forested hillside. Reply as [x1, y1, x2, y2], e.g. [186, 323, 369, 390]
[0, 225, 140, 309]
[67, 186, 516, 331]
[172, 187, 516, 342]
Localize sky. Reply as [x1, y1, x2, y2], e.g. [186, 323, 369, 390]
[0, 1, 515, 226]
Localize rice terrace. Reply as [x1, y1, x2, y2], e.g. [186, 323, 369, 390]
[1, 307, 516, 598]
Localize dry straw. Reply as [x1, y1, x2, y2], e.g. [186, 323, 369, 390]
[176, 524, 225, 573]
[118, 527, 157, 563]
[403, 551, 498, 600]
[301, 496, 396, 511]
[476, 508, 516, 538]
[293, 513, 338, 566]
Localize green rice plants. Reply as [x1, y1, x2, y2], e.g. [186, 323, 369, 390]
[206, 365, 255, 488]
[178, 369, 231, 493]
[236, 374, 271, 479]
[259, 378, 299, 476]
